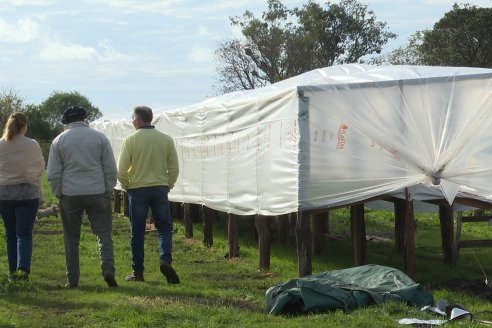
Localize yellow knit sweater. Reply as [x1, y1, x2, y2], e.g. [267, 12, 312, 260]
[117, 127, 179, 191]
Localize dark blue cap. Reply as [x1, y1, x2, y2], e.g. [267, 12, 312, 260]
[62, 106, 87, 124]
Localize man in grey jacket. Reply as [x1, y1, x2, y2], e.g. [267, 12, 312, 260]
[47, 106, 118, 288]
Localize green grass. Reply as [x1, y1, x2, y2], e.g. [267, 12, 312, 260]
[1, 181, 492, 327]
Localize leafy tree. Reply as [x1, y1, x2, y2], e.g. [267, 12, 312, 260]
[24, 104, 57, 143]
[214, 0, 396, 94]
[215, 0, 296, 93]
[215, 39, 270, 93]
[371, 33, 424, 65]
[0, 88, 25, 131]
[418, 4, 492, 67]
[37, 91, 102, 138]
[295, 0, 396, 67]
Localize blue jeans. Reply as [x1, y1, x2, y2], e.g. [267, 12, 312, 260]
[127, 186, 172, 272]
[0, 199, 39, 273]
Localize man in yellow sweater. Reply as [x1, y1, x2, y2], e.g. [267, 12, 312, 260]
[118, 106, 179, 283]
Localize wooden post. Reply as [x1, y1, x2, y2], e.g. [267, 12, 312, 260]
[394, 199, 405, 254]
[296, 211, 312, 277]
[123, 191, 129, 217]
[313, 211, 328, 255]
[202, 206, 214, 248]
[439, 205, 455, 265]
[277, 214, 290, 245]
[191, 204, 201, 223]
[455, 211, 462, 260]
[169, 202, 174, 220]
[255, 215, 271, 270]
[227, 213, 239, 258]
[350, 204, 366, 266]
[403, 188, 415, 279]
[251, 216, 258, 240]
[183, 203, 193, 238]
[114, 189, 121, 213]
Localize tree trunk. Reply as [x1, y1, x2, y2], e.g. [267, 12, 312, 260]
[255, 215, 271, 270]
[296, 211, 312, 277]
[227, 214, 239, 258]
[439, 205, 455, 265]
[350, 205, 366, 266]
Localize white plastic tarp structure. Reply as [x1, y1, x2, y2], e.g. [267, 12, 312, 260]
[92, 64, 492, 216]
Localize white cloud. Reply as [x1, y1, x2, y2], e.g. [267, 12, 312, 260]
[98, 39, 133, 62]
[97, 0, 267, 18]
[97, 0, 184, 16]
[4, 0, 52, 5]
[39, 40, 98, 61]
[189, 45, 213, 63]
[0, 17, 40, 43]
[37, 38, 135, 64]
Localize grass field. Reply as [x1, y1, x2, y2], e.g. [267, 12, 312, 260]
[2, 182, 492, 327]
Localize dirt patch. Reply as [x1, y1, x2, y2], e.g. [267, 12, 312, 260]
[180, 238, 202, 245]
[432, 279, 492, 302]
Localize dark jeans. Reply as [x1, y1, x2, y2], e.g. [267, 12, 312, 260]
[60, 194, 115, 285]
[0, 199, 39, 273]
[128, 186, 172, 273]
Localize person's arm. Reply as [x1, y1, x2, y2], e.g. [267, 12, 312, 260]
[101, 137, 117, 195]
[117, 138, 131, 191]
[32, 140, 46, 201]
[46, 140, 62, 198]
[33, 141, 45, 178]
[167, 138, 179, 190]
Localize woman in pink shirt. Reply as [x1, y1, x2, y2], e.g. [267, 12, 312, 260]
[0, 112, 45, 282]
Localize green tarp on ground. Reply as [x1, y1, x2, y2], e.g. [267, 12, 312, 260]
[266, 264, 434, 315]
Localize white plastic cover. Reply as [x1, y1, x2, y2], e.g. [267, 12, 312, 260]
[92, 64, 492, 215]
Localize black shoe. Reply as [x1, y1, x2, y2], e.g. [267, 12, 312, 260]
[160, 261, 180, 284]
[125, 272, 144, 282]
[64, 282, 79, 288]
[103, 272, 118, 287]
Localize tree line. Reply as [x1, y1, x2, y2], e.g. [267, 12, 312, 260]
[0, 89, 101, 144]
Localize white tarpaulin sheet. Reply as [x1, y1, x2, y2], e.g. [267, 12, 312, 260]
[92, 64, 492, 215]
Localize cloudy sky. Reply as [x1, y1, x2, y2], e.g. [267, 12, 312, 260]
[0, 0, 490, 119]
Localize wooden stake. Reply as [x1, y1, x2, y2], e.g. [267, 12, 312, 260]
[183, 203, 193, 238]
[404, 188, 415, 279]
[439, 205, 455, 265]
[255, 215, 271, 270]
[394, 199, 405, 254]
[351, 204, 366, 266]
[114, 189, 121, 213]
[202, 206, 214, 248]
[313, 211, 328, 255]
[296, 211, 312, 277]
[277, 214, 290, 245]
[227, 213, 239, 258]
